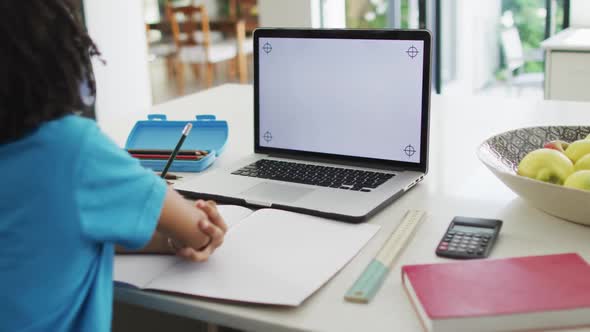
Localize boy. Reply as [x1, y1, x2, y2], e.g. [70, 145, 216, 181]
[0, 1, 226, 331]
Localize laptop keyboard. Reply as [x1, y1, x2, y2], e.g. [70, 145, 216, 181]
[231, 159, 395, 192]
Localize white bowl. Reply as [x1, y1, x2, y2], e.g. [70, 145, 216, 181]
[477, 126, 590, 226]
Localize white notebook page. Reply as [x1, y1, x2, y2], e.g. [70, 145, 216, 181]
[114, 255, 182, 288]
[114, 205, 255, 287]
[214, 205, 254, 229]
[146, 209, 379, 306]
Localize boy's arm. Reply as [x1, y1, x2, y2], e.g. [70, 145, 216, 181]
[156, 187, 213, 250]
[117, 187, 222, 254]
[116, 231, 172, 254]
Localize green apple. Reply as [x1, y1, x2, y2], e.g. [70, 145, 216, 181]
[564, 170, 590, 191]
[565, 140, 590, 163]
[575, 154, 590, 171]
[518, 148, 574, 185]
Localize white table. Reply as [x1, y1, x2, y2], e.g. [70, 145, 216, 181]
[542, 28, 590, 102]
[113, 84, 590, 332]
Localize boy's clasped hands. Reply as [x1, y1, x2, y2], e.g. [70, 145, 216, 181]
[142, 187, 230, 262]
[169, 200, 227, 262]
[173, 200, 227, 262]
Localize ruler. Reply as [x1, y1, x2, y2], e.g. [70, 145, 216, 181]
[344, 209, 426, 304]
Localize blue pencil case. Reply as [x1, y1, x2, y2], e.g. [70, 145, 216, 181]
[125, 114, 228, 172]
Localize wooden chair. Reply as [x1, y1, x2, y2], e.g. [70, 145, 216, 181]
[166, 3, 252, 93]
[228, 0, 259, 26]
[146, 24, 177, 81]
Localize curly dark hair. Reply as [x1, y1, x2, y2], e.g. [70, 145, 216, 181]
[0, 0, 101, 143]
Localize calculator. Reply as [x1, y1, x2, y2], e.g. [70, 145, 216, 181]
[436, 216, 502, 259]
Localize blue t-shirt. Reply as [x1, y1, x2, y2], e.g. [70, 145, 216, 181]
[0, 115, 167, 331]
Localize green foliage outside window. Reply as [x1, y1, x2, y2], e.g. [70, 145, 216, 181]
[344, 0, 568, 78]
[502, 0, 565, 73]
[345, 0, 410, 29]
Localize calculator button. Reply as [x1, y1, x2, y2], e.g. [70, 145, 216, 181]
[464, 234, 472, 238]
[468, 245, 477, 250]
[467, 250, 474, 254]
[457, 248, 467, 253]
[482, 235, 491, 240]
[456, 232, 465, 236]
[447, 231, 456, 235]
[441, 242, 450, 246]
[477, 249, 485, 255]
[459, 244, 467, 248]
[449, 246, 457, 251]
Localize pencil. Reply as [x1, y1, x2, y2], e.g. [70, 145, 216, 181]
[127, 149, 208, 156]
[131, 154, 203, 160]
[160, 123, 193, 179]
[161, 173, 183, 180]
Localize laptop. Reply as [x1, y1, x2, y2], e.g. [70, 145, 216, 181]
[176, 28, 432, 223]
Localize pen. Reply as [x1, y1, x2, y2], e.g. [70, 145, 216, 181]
[160, 123, 192, 179]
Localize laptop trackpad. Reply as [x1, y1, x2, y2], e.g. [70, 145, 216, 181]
[241, 182, 313, 204]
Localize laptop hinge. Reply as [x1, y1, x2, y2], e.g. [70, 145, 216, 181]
[267, 153, 406, 172]
[244, 199, 272, 208]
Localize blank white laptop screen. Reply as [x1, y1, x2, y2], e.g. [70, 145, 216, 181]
[258, 37, 424, 164]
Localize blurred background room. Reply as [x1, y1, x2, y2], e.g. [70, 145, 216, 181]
[81, 0, 589, 139]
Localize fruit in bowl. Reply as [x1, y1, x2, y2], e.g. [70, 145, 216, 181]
[517, 149, 573, 185]
[478, 126, 590, 226]
[564, 170, 590, 191]
[565, 140, 590, 163]
[518, 139, 590, 191]
[575, 154, 590, 171]
[543, 140, 569, 153]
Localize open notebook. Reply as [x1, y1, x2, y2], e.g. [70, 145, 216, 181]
[114, 206, 380, 306]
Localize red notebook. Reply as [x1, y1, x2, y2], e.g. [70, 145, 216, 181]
[402, 253, 590, 332]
